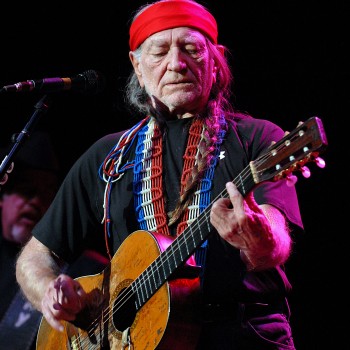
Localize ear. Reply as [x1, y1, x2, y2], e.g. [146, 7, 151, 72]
[129, 51, 144, 88]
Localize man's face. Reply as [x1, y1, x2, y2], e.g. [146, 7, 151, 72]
[0, 169, 58, 245]
[130, 27, 217, 116]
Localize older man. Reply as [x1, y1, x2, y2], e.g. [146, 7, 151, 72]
[16, 1, 303, 349]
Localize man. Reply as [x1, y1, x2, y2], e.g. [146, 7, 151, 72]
[16, 1, 303, 349]
[0, 131, 60, 349]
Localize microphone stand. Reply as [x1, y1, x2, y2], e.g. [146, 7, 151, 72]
[0, 94, 53, 189]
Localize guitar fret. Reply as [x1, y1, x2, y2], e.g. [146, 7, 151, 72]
[177, 237, 184, 261]
[206, 213, 211, 233]
[197, 215, 205, 244]
[193, 211, 210, 244]
[236, 174, 246, 195]
[131, 283, 141, 309]
[153, 259, 165, 287]
[154, 254, 163, 287]
[139, 270, 148, 304]
[144, 267, 152, 301]
[160, 254, 168, 280]
[147, 263, 161, 298]
[171, 244, 179, 270]
[182, 228, 196, 259]
[190, 224, 196, 249]
[190, 220, 200, 246]
[134, 263, 157, 308]
[149, 264, 157, 293]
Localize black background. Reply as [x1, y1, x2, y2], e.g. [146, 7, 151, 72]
[1, 2, 347, 349]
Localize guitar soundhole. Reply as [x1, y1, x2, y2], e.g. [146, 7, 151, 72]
[112, 286, 137, 332]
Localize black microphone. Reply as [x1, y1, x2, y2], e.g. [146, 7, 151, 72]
[0, 70, 105, 95]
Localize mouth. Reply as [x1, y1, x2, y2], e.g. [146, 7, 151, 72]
[164, 81, 194, 91]
[166, 80, 192, 85]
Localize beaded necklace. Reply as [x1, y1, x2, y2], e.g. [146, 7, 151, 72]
[100, 116, 225, 259]
[134, 117, 215, 237]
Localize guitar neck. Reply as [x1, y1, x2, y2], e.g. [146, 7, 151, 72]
[131, 116, 328, 310]
[132, 167, 255, 310]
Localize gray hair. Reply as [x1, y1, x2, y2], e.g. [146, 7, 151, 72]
[125, 39, 234, 117]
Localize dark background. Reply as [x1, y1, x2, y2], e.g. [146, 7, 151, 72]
[1, 2, 347, 349]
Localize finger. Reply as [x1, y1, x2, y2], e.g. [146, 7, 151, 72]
[226, 182, 244, 212]
[59, 279, 79, 301]
[45, 312, 65, 332]
[52, 302, 77, 321]
[42, 301, 65, 332]
[53, 277, 81, 311]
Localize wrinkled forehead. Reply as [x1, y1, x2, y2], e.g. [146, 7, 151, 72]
[129, 1, 218, 51]
[142, 27, 208, 47]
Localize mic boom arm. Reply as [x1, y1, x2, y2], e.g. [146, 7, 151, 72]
[0, 70, 105, 95]
[0, 95, 52, 188]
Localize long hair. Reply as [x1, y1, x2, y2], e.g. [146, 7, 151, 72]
[124, 0, 238, 225]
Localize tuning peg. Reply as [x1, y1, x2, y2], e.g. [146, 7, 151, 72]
[315, 156, 326, 168]
[286, 174, 298, 187]
[300, 166, 311, 178]
[0, 162, 14, 186]
[7, 162, 14, 173]
[0, 173, 8, 185]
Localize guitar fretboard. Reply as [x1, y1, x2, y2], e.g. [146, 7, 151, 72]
[131, 171, 255, 310]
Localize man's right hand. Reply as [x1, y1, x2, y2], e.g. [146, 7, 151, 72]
[41, 274, 87, 332]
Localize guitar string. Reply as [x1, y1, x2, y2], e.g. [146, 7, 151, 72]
[71, 130, 309, 349]
[71, 130, 307, 348]
[71, 129, 310, 348]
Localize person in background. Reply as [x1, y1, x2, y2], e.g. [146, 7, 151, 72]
[0, 131, 61, 350]
[0, 131, 108, 350]
[16, 1, 304, 349]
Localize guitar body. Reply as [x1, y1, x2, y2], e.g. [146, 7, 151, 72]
[36, 230, 201, 350]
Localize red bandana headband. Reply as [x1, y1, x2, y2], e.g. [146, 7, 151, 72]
[129, 0, 218, 51]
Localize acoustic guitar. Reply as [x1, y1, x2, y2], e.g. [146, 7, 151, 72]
[36, 116, 328, 349]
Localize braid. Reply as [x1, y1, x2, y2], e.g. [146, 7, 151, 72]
[128, 36, 233, 229]
[168, 103, 227, 226]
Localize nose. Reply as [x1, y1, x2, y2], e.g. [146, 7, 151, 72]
[167, 48, 187, 72]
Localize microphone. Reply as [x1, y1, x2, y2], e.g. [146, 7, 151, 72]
[0, 70, 105, 95]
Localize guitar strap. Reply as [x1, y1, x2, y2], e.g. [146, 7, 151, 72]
[0, 289, 42, 350]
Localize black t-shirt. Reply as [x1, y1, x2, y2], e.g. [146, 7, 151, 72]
[32, 115, 303, 304]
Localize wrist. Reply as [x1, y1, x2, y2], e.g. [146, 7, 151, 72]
[239, 249, 269, 272]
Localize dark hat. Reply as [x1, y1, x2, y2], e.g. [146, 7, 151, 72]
[0, 131, 60, 174]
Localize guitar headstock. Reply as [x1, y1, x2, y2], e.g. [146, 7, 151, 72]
[252, 116, 328, 186]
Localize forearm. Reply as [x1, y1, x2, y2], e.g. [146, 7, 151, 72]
[16, 237, 61, 311]
[240, 204, 292, 271]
